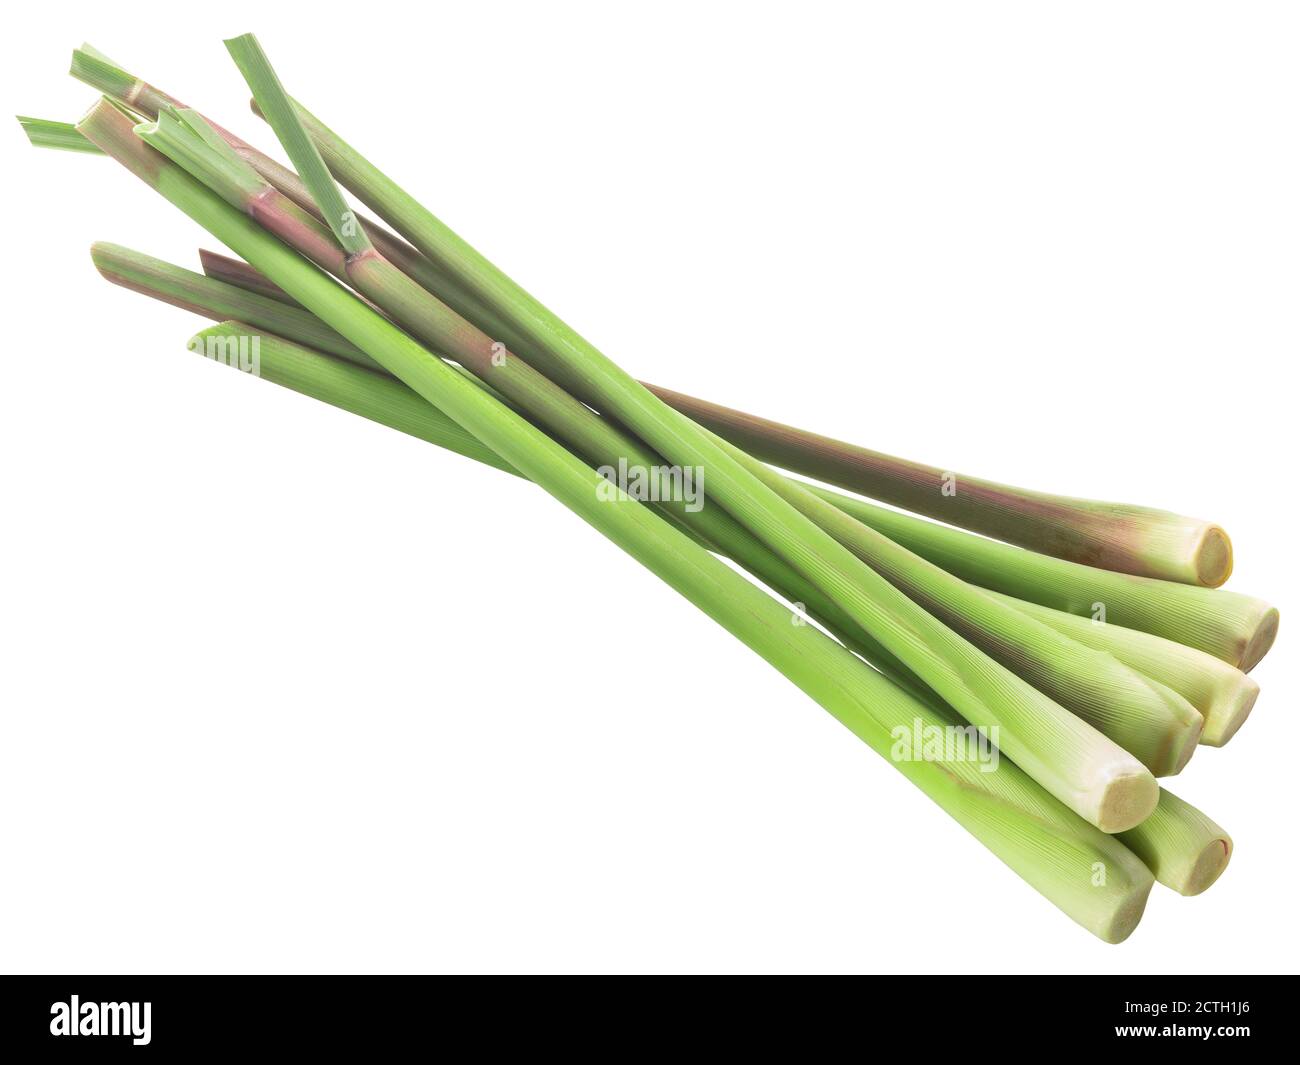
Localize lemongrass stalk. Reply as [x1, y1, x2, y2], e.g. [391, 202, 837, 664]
[116, 243, 1198, 778]
[177, 330, 1207, 908]
[226, 66, 1194, 780]
[79, 246, 996, 713]
[231, 74, 1276, 669]
[186, 327, 1207, 909]
[91, 242, 373, 367]
[69, 46, 451, 302]
[78, 95, 930, 747]
[136, 113, 529, 390]
[96, 244, 919, 685]
[191, 325, 1163, 929]
[644, 385, 1233, 587]
[259, 89, 1233, 591]
[983, 591, 1259, 747]
[180, 332, 1206, 910]
[78, 96, 905, 775]
[202, 322, 518, 476]
[74, 45, 1272, 673]
[17, 115, 102, 153]
[102, 242, 970, 711]
[238, 150, 453, 299]
[705, 429, 1204, 776]
[120, 123, 894, 660]
[1118, 788, 1232, 896]
[814, 485, 1279, 672]
[121, 244, 1235, 765]
[61, 45, 1237, 600]
[204, 245, 505, 361]
[96, 87, 1164, 847]
[214, 41, 1157, 832]
[190, 250, 1267, 714]
[67, 103, 1156, 942]
[173, 328, 1218, 902]
[126, 110, 1153, 829]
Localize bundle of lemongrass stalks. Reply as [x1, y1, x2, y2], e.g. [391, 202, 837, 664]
[19, 36, 1279, 943]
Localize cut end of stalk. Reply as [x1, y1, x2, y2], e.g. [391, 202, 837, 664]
[1180, 836, 1233, 897]
[1091, 765, 1159, 834]
[1195, 525, 1234, 587]
[70, 45, 140, 108]
[1239, 606, 1280, 673]
[75, 96, 165, 186]
[1098, 881, 1154, 944]
[1169, 726, 1202, 776]
[1201, 675, 1260, 747]
[90, 240, 131, 284]
[1134, 679, 1205, 778]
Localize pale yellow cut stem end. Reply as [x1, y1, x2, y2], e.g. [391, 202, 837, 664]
[1092, 768, 1160, 834]
[1167, 716, 1204, 775]
[1201, 677, 1260, 747]
[1179, 837, 1233, 897]
[1100, 881, 1155, 944]
[1239, 607, 1280, 673]
[1194, 525, 1234, 587]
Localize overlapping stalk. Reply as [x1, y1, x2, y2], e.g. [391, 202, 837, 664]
[75, 174, 1249, 766]
[222, 76, 1285, 672]
[816, 487, 1279, 672]
[93, 247, 1257, 759]
[70, 96, 1161, 943]
[703, 431, 1205, 775]
[641, 386, 1234, 587]
[95, 240, 1206, 775]
[92, 243, 371, 365]
[191, 245, 1283, 699]
[17, 36, 1262, 941]
[982, 592, 1259, 747]
[1118, 789, 1233, 896]
[185, 323, 1229, 918]
[176, 36, 1163, 832]
[118, 53, 1140, 827]
[94, 109, 1172, 822]
[185, 322, 1226, 915]
[189, 243, 1278, 683]
[244, 89, 1232, 590]
[31, 75, 1283, 676]
[67, 46, 458, 309]
[108, 245, 1222, 784]
[106, 246, 1264, 756]
[93, 249, 901, 670]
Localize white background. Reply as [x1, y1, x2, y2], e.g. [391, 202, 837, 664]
[2, 2, 1295, 974]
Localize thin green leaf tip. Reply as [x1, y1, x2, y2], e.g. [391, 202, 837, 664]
[17, 116, 103, 153]
[224, 32, 373, 257]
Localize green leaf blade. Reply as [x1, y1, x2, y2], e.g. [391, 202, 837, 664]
[224, 33, 372, 257]
[17, 116, 103, 153]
